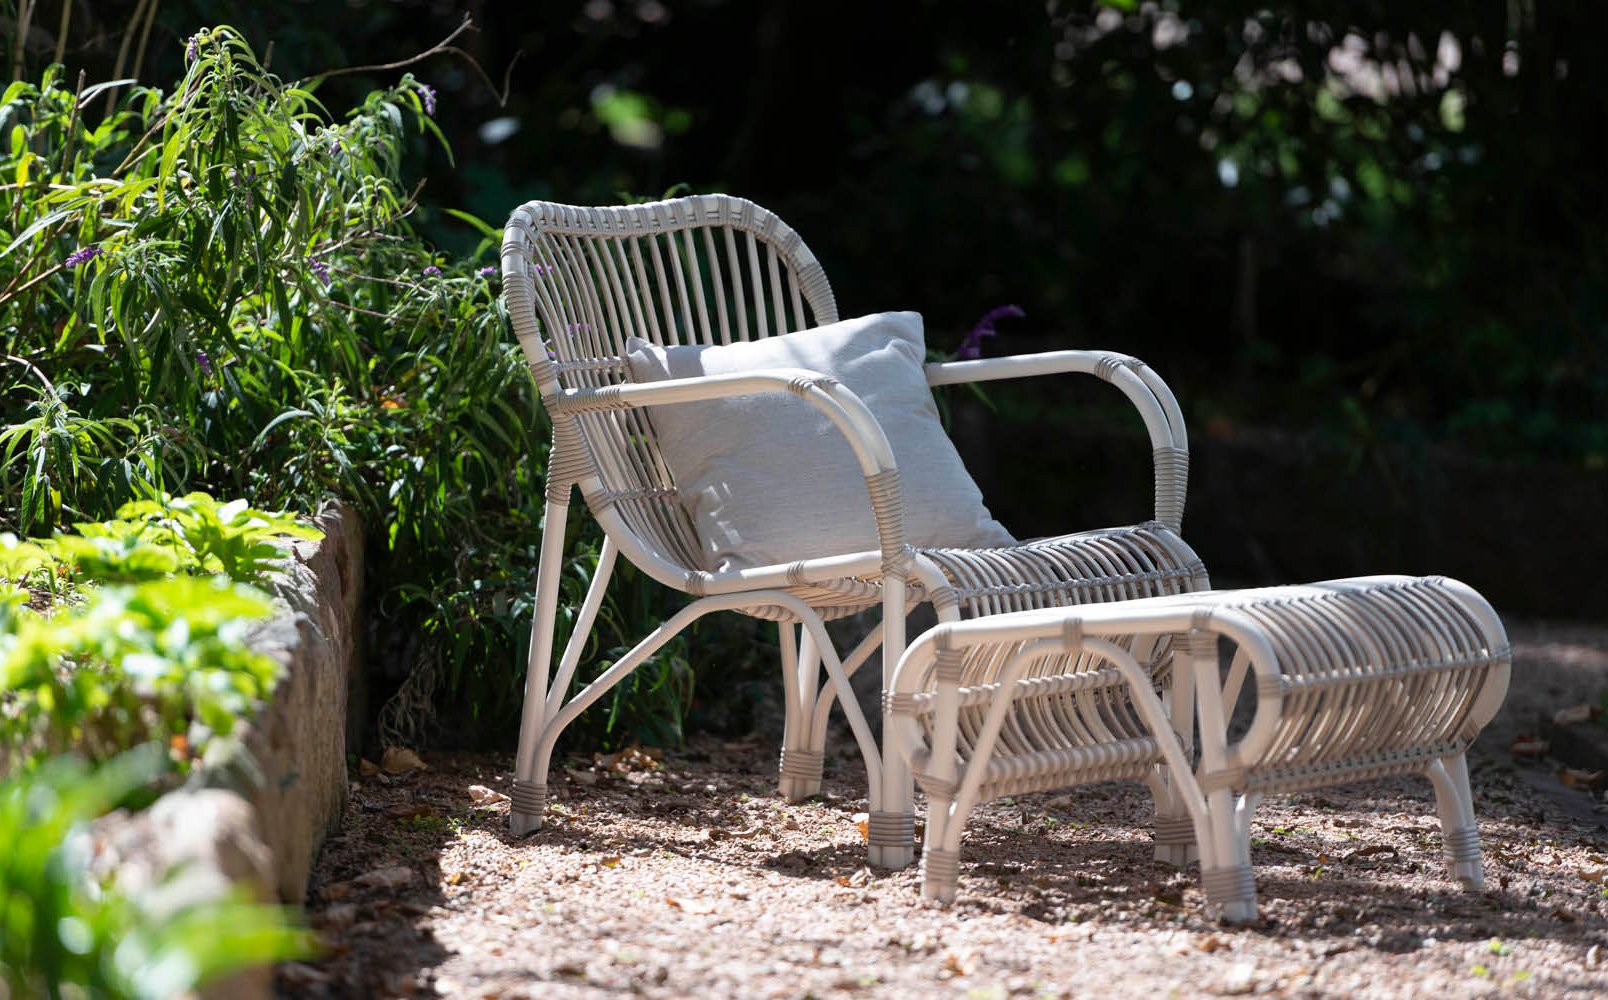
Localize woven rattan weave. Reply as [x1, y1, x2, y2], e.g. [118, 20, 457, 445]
[501, 194, 1206, 865]
[888, 575, 1511, 921]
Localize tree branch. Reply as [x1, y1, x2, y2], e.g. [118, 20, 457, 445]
[307, 13, 476, 83]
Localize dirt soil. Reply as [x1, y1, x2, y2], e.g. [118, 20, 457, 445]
[277, 624, 1608, 999]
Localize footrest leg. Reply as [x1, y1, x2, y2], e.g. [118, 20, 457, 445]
[1201, 864, 1258, 924]
[1154, 815, 1199, 868]
[866, 810, 916, 870]
[777, 746, 824, 802]
[510, 780, 546, 835]
[920, 845, 960, 903]
[1443, 825, 1485, 891]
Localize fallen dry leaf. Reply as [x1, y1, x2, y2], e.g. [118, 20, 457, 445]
[1587, 944, 1602, 970]
[597, 855, 623, 868]
[1198, 935, 1231, 953]
[355, 866, 416, 891]
[468, 784, 510, 805]
[1510, 735, 1550, 757]
[1343, 845, 1400, 863]
[593, 745, 661, 774]
[938, 950, 975, 978]
[381, 746, 429, 774]
[835, 867, 872, 889]
[1552, 703, 1595, 725]
[705, 825, 761, 842]
[665, 896, 718, 914]
[358, 758, 379, 777]
[851, 812, 870, 842]
[1559, 768, 1606, 790]
[384, 802, 436, 820]
[1578, 864, 1608, 885]
[565, 767, 599, 786]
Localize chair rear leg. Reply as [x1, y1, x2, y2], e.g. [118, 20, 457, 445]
[1428, 753, 1485, 890]
[1149, 773, 1200, 869]
[1152, 643, 1199, 867]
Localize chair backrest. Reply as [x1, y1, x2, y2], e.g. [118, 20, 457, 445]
[501, 194, 840, 580]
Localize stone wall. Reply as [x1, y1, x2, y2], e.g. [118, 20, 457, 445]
[91, 500, 363, 997]
[230, 499, 365, 901]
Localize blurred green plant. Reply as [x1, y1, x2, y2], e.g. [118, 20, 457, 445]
[0, 26, 688, 748]
[1, 574, 281, 770]
[1, 492, 314, 772]
[0, 746, 315, 999]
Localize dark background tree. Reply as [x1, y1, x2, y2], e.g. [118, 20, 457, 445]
[19, 0, 1603, 460]
[7, 0, 1604, 745]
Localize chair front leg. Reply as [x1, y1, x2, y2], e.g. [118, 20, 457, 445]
[778, 623, 825, 802]
[868, 573, 917, 869]
[512, 496, 578, 834]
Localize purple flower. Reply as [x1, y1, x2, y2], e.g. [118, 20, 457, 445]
[64, 246, 102, 268]
[195, 350, 213, 376]
[954, 304, 1025, 360]
[417, 83, 437, 117]
[422, 265, 442, 278]
[309, 259, 331, 286]
[478, 265, 497, 278]
[185, 35, 199, 63]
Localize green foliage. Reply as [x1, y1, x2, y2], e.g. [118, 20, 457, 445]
[1, 574, 280, 770]
[0, 492, 312, 772]
[0, 747, 315, 999]
[0, 26, 687, 746]
[76, 492, 322, 586]
[0, 489, 319, 998]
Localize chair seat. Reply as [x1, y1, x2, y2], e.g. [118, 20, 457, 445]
[748, 521, 1209, 623]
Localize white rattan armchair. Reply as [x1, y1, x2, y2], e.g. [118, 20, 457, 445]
[500, 194, 1208, 867]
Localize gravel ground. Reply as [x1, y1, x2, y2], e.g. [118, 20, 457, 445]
[278, 624, 1608, 999]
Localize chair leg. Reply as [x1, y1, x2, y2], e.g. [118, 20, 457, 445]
[1428, 753, 1485, 891]
[1149, 774, 1200, 869]
[1152, 644, 1199, 867]
[511, 498, 573, 835]
[1197, 788, 1258, 924]
[919, 801, 966, 903]
[778, 623, 825, 802]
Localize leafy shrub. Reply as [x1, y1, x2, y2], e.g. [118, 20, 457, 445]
[0, 746, 314, 999]
[0, 492, 314, 772]
[0, 490, 319, 995]
[0, 28, 688, 748]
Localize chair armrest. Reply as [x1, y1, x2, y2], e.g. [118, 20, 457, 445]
[548, 367, 910, 593]
[924, 350, 1189, 532]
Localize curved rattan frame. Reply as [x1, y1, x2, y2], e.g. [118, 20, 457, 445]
[501, 194, 1203, 866]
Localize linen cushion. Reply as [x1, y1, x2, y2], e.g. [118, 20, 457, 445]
[624, 311, 1013, 573]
